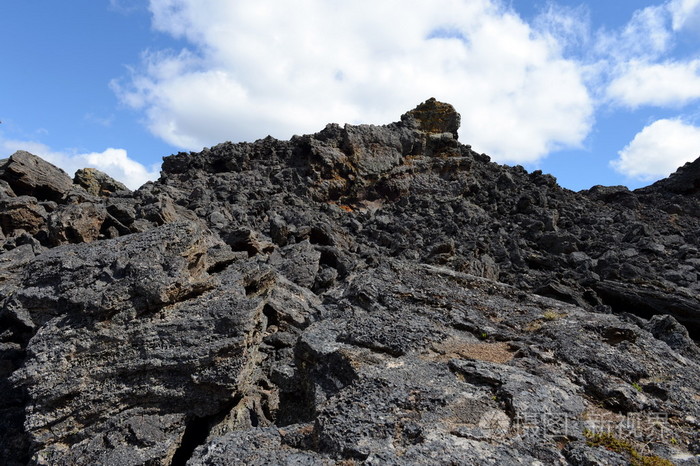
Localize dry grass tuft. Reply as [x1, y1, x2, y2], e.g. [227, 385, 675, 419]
[430, 338, 515, 364]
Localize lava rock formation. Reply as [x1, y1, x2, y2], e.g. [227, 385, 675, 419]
[1, 99, 699, 465]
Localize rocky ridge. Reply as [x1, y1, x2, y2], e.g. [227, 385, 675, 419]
[0, 98, 699, 465]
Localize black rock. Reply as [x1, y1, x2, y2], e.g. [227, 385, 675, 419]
[1, 101, 699, 465]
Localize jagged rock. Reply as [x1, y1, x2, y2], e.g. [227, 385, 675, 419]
[6, 221, 314, 464]
[648, 156, 700, 195]
[564, 443, 629, 465]
[268, 240, 321, 288]
[646, 314, 700, 360]
[0, 151, 74, 202]
[73, 167, 130, 197]
[188, 428, 333, 465]
[105, 196, 138, 228]
[0, 196, 48, 237]
[2, 101, 700, 465]
[47, 202, 107, 245]
[595, 280, 700, 336]
[401, 97, 461, 138]
[0, 179, 15, 198]
[583, 184, 640, 209]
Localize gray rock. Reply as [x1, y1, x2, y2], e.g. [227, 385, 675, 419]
[268, 240, 320, 288]
[0, 151, 74, 202]
[2, 101, 700, 465]
[564, 442, 628, 465]
[188, 428, 333, 465]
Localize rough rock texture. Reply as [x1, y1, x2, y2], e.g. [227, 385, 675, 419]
[73, 168, 130, 197]
[1, 99, 699, 465]
[0, 151, 74, 202]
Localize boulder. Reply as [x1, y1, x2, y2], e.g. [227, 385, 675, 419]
[47, 202, 107, 245]
[74, 167, 130, 196]
[0, 151, 74, 201]
[0, 196, 48, 237]
[401, 97, 461, 138]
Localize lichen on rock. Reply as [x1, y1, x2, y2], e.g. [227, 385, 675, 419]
[401, 97, 461, 138]
[74, 167, 130, 197]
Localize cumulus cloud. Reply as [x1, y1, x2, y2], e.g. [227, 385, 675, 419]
[611, 119, 700, 180]
[597, 1, 700, 110]
[1, 138, 159, 190]
[113, 0, 593, 163]
[607, 59, 700, 107]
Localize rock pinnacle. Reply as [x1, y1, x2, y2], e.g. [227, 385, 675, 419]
[401, 97, 461, 139]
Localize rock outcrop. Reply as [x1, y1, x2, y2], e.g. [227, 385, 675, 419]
[73, 168, 130, 197]
[1, 99, 699, 465]
[0, 151, 74, 202]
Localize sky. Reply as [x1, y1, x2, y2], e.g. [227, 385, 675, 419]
[1, 0, 700, 191]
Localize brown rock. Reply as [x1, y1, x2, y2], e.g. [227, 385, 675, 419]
[47, 203, 107, 245]
[401, 97, 461, 138]
[74, 168, 130, 197]
[0, 196, 48, 236]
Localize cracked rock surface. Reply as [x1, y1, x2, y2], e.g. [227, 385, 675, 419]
[1, 100, 699, 465]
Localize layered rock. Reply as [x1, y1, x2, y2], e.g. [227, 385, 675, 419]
[1, 99, 699, 465]
[0, 151, 74, 202]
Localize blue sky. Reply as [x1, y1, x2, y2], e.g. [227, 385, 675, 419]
[2, 0, 700, 191]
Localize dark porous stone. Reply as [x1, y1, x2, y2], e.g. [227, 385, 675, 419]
[1, 151, 74, 202]
[1, 101, 699, 465]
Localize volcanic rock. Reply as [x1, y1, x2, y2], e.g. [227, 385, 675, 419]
[74, 167, 130, 197]
[1, 99, 699, 465]
[647, 157, 700, 196]
[401, 97, 461, 138]
[0, 151, 74, 202]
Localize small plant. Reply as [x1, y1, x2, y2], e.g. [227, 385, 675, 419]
[543, 310, 564, 321]
[524, 321, 543, 332]
[583, 430, 673, 466]
[631, 382, 642, 392]
[478, 331, 489, 340]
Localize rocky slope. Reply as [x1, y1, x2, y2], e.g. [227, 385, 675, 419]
[1, 99, 699, 465]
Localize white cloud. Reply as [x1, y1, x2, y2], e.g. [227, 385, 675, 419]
[594, 5, 672, 63]
[1, 138, 158, 190]
[668, 0, 700, 31]
[113, 0, 593, 163]
[607, 59, 700, 107]
[533, 3, 591, 54]
[594, 2, 700, 111]
[611, 119, 700, 180]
